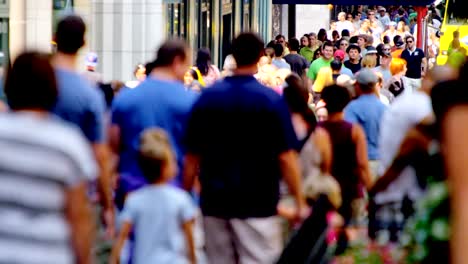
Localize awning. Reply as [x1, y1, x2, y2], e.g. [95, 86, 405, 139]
[272, 0, 434, 5]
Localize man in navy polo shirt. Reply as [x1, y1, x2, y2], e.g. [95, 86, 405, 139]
[183, 33, 305, 264]
[401, 35, 427, 92]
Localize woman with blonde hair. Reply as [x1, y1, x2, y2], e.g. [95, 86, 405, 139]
[361, 55, 377, 69]
[386, 57, 408, 97]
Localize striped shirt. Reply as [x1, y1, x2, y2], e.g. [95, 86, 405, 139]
[0, 112, 97, 264]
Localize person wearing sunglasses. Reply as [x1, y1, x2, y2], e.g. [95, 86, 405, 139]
[400, 35, 427, 92]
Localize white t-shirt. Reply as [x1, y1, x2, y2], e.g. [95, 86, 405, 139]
[375, 91, 432, 204]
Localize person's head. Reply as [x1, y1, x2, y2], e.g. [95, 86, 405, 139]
[321, 84, 351, 114]
[334, 49, 346, 63]
[390, 57, 407, 75]
[349, 36, 359, 45]
[338, 12, 346, 22]
[331, 59, 343, 73]
[318, 28, 328, 42]
[389, 21, 397, 30]
[357, 5, 363, 12]
[338, 38, 350, 51]
[332, 30, 340, 41]
[288, 38, 300, 52]
[453, 30, 460, 39]
[184, 69, 197, 86]
[265, 40, 276, 58]
[138, 128, 177, 183]
[273, 43, 284, 58]
[330, 21, 337, 30]
[347, 13, 353, 21]
[367, 10, 376, 21]
[352, 11, 361, 21]
[405, 35, 415, 50]
[321, 41, 335, 60]
[383, 44, 392, 53]
[313, 48, 322, 61]
[196, 48, 212, 75]
[397, 21, 405, 31]
[232, 32, 264, 68]
[315, 102, 328, 121]
[300, 35, 310, 47]
[361, 19, 370, 30]
[152, 39, 191, 81]
[375, 71, 384, 90]
[430, 80, 468, 127]
[378, 7, 386, 16]
[308, 33, 318, 46]
[361, 54, 377, 68]
[383, 35, 391, 45]
[356, 68, 378, 94]
[380, 52, 392, 67]
[357, 34, 368, 48]
[341, 29, 350, 38]
[134, 64, 146, 81]
[283, 74, 317, 130]
[5, 52, 57, 111]
[346, 44, 361, 60]
[54, 15, 86, 55]
[275, 34, 286, 47]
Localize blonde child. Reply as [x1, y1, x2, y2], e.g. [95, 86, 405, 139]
[110, 128, 196, 264]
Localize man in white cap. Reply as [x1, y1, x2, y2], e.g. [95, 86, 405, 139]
[377, 7, 391, 29]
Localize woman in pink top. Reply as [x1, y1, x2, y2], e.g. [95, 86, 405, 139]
[195, 48, 221, 87]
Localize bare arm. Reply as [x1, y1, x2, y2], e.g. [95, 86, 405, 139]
[352, 124, 373, 190]
[279, 150, 306, 214]
[183, 153, 200, 192]
[65, 183, 95, 264]
[443, 106, 468, 264]
[312, 127, 332, 174]
[182, 219, 197, 264]
[109, 221, 132, 264]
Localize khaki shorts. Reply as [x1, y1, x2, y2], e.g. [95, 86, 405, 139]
[203, 216, 283, 264]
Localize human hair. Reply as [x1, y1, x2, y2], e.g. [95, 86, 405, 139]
[332, 30, 340, 39]
[134, 63, 146, 76]
[288, 38, 300, 52]
[153, 39, 189, 68]
[312, 48, 322, 62]
[383, 35, 390, 44]
[273, 43, 284, 57]
[321, 84, 351, 114]
[232, 32, 264, 67]
[196, 48, 212, 76]
[430, 80, 468, 125]
[283, 74, 317, 131]
[318, 28, 328, 42]
[144, 61, 156, 76]
[275, 34, 285, 41]
[393, 35, 402, 45]
[361, 55, 377, 68]
[54, 15, 86, 54]
[300, 35, 309, 47]
[5, 52, 57, 111]
[309, 32, 317, 39]
[390, 58, 407, 75]
[341, 29, 350, 37]
[322, 40, 334, 51]
[331, 59, 342, 71]
[349, 36, 359, 45]
[405, 35, 415, 43]
[138, 128, 173, 183]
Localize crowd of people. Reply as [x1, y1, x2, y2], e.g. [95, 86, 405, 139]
[1, 7, 468, 264]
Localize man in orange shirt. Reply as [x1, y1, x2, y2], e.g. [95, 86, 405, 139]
[392, 38, 405, 58]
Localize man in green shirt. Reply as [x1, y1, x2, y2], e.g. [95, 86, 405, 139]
[307, 41, 334, 81]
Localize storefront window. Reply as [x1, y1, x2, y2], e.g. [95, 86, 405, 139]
[199, 0, 212, 50]
[242, 0, 251, 31]
[167, 2, 187, 38]
[53, 0, 74, 31]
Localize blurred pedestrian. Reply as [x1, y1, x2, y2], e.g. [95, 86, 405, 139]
[51, 15, 113, 235]
[183, 33, 306, 264]
[111, 39, 198, 208]
[1, 52, 96, 264]
[193, 48, 220, 87]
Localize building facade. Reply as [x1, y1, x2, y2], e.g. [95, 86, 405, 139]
[4, 0, 272, 83]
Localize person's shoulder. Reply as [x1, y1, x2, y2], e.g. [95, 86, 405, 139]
[163, 185, 194, 203]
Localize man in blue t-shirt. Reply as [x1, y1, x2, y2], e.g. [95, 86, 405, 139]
[110, 39, 197, 206]
[345, 68, 387, 180]
[401, 35, 427, 92]
[51, 15, 114, 234]
[183, 33, 305, 264]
